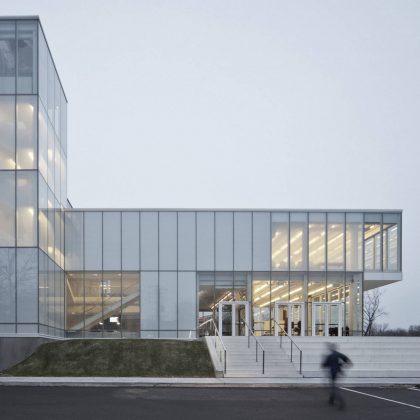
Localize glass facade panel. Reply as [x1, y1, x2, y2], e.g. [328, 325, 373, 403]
[103, 212, 121, 271]
[364, 213, 382, 271]
[16, 248, 38, 323]
[272, 212, 289, 270]
[253, 212, 270, 270]
[197, 212, 214, 270]
[0, 171, 15, 246]
[345, 272, 362, 335]
[65, 272, 84, 333]
[252, 272, 270, 336]
[309, 213, 326, 270]
[290, 213, 307, 271]
[0, 95, 15, 169]
[289, 273, 305, 302]
[17, 95, 37, 169]
[215, 272, 233, 305]
[0, 21, 15, 94]
[215, 212, 233, 271]
[178, 272, 196, 333]
[327, 213, 344, 270]
[84, 212, 102, 271]
[159, 212, 177, 270]
[271, 272, 289, 306]
[383, 213, 401, 271]
[140, 212, 158, 270]
[122, 272, 139, 337]
[38, 27, 47, 107]
[178, 212, 196, 270]
[38, 251, 47, 329]
[16, 171, 37, 246]
[234, 272, 250, 301]
[0, 248, 16, 323]
[234, 212, 252, 271]
[102, 272, 121, 337]
[47, 121, 54, 192]
[121, 212, 140, 271]
[140, 271, 158, 335]
[346, 213, 363, 271]
[198, 272, 214, 324]
[84, 272, 102, 336]
[38, 102, 48, 179]
[17, 20, 37, 94]
[159, 271, 177, 332]
[64, 211, 83, 271]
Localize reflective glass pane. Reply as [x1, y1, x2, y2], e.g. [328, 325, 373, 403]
[253, 212, 270, 270]
[0, 171, 15, 246]
[178, 212, 196, 271]
[122, 212, 139, 270]
[364, 213, 381, 271]
[346, 213, 363, 271]
[198, 272, 214, 325]
[178, 272, 196, 332]
[290, 213, 307, 270]
[84, 212, 102, 270]
[64, 211, 83, 270]
[197, 212, 214, 270]
[103, 212, 121, 271]
[234, 212, 252, 271]
[140, 271, 158, 334]
[17, 96, 37, 169]
[159, 212, 177, 270]
[272, 213, 289, 270]
[65, 272, 84, 332]
[122, 272, 139, 337]
[17, 171, 37, 246]
[327, 213, 344, 270]
[383, 213, 401, 271]
[252, 272, 270, 336]
[102, 272, 121, 337]
[38, 103, 48, 179]
[215, 212, 233, 270]
[38, 27, 47, 107]
[159, 272, 177, 331]
[17, 20, 37, 94]
[234, 272, 250, 301]
[0, 248, 16, 323]
[0, 21, 15, 94]
[309, 213, 326, 270]
[215, 272, 233, 305]
[17, 248, 38, 323]
[140, 212, 158, 270]
[0, 95, 15, 169]
[345, 272, 362, 335]
[84, 272, 102, 336]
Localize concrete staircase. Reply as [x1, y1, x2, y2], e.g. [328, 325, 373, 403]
[206, 336, 302, 378]
[205, 335, 420, 379]
[286, 336, 420, 378]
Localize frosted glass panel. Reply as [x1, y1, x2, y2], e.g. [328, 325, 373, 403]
[159, 212, 177, 270]
[0, 248, 16, 323]
[84, 212, 102, 270]
[197, 212, 214, 270]
[178, 212, 196, 270]
[122, 212, 139, 270]
[140, 212, 158, 270]
[0, 171, 15, 246]
[215, 212, 233, 270]
[140, 271, 158, 331]
[159, 271, 177, 331]
[103, 212, 121, 270]
[17, 248, 38, 323]
[64, 211, 84, 270]
[234, 212, 252, 271]
[178, 272, 196, 331]
[17, 96, 37, 169]
[17, 171, 37, 246]
[253, 212, 270, 270]
[0, 95, 15, 169]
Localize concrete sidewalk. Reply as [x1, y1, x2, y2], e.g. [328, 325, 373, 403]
[0, 376, 419, 387]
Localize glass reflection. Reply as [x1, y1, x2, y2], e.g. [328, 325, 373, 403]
[327, 213, 344, 270]
[309, 213, 326, 270]
[252, 272, 270, 336]
[290, 213, 307, 270]
[364, 214, 381, 271]
[271, 213, 289, 270]
[84, 272, 102, 336]
[0, 96, 15, 169]
[346, 213, 363, 271]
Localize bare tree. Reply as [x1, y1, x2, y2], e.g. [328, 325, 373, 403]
[363, 289, 387, 336]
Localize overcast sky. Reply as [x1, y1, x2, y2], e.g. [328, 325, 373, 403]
[5, 0, 420, 328]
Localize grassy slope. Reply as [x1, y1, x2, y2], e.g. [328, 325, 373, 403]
[3, 339, 215, 377]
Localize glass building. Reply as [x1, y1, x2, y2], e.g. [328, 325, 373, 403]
[0, 17, 402, 340]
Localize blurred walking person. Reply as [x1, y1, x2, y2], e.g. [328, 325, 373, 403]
[322, 342, 352, 409]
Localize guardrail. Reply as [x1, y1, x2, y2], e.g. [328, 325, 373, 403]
[243, 320, 265, 374]
[273, 320, 303, 374]
[198, 319, 227, 373]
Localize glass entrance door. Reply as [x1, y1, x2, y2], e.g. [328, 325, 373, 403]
[312, 302, 344, 336]
[274, 302, 306, 336]
[217, 301, 250, 336]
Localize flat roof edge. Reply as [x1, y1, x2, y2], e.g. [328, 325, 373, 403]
[0, 16, 40, 20]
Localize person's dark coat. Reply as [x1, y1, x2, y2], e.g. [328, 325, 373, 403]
[322, 350, 350, 379]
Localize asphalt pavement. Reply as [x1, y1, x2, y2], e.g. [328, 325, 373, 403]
[0, 386, 419, 419]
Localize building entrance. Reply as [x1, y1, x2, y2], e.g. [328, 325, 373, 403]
[216, 301, 250, 336]
[312, 302, 344, 336]
[274, 302, 306, 336]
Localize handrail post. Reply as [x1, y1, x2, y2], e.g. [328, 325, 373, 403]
[224, 349, 227, 373]
[290, 340, 293, 362]
[262, 350, 265, 374]
[299, 350, 302, 374]
[256, 341, 258, 362]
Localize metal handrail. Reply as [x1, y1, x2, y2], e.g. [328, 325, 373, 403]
[208, 319, 227, 373]
[242, 320, 265, 374]
[273, 320, 303, 374]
